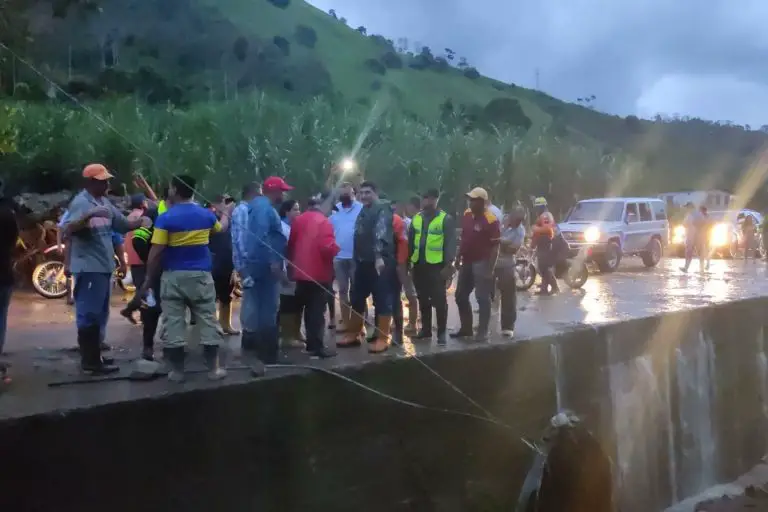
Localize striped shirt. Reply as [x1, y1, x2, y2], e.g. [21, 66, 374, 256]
[151, 202, 221, 271]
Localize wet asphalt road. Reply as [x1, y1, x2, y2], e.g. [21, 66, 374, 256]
[3, 255, 768, 419]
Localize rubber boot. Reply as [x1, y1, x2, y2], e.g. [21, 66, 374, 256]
[280, 313, 305, 349]
[404, 301, 419, 336]
[218, 302, 240, 336]
[80, 325, 118, 375]
[367, 312, 378, 343]
[338, 311, 363, 348]
[203, 344, 227, 381]
[336, 303, 352, 333]
[163, 346, 186, 382]
[369, 315, 391, 354]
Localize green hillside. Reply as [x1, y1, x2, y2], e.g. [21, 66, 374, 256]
[2, 0, 768, 208]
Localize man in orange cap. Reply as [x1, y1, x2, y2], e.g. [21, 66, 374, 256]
[62, 163, 151, 374]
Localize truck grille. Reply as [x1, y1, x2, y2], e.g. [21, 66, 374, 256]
[562, 231, 583, 242]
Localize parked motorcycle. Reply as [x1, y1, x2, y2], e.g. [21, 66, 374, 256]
[31, 244, 134, 299]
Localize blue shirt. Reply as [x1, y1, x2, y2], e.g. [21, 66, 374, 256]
[63, 190, 131, 274]
[330, 200, 363, 260]
[151, 202, 221, 271]
[244, 196, 285, 277]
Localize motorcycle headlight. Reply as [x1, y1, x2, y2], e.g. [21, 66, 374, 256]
[710, 223, 729, 247]
[672, 225, 686, 244]
[584, 226, 600, 243]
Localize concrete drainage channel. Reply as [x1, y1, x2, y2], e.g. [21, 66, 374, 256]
[3, 298, 768, 511]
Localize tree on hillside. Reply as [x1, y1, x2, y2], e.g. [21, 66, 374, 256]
[463, 67, 480, 80]
[396, 37, 409, 52]
[329, 9, 336, 18]
[444, 48, 455, 61]
[458, 56, 468, 69]
[356, 26, 367, 35]
[295, 25, 318, 48]
[266, 0, 290, 8]
[339, 17, 347, 25]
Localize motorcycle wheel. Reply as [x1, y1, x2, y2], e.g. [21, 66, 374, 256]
[564, 262, 589, 289]
[31, 260, 68, 299]
[516, 262, 537, 291]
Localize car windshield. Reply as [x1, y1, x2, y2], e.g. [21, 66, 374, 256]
[565, 201, 624, 222]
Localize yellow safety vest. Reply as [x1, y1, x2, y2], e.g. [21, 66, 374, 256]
[410, 211, 447, 264]
[158, 200, 168, 215]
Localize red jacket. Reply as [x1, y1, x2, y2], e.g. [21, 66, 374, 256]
[287, 209, 339, 284]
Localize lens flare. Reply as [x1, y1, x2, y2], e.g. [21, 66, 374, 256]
[340, 158, 356, 172]
[710, 223, 729, 247]
[584, 226, 601, 243]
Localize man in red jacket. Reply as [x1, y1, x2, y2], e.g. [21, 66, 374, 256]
[287, 197, 340, 359]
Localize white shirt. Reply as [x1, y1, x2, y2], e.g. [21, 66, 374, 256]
[330, 200, 363, 260]
[489, 204, 503, 223]
[280, 220, 295, 295]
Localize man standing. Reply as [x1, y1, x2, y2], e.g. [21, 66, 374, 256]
[142, 175, 228, 382]
[62, 164, 150, 374]
[401, 196, 421, 335]
[231, 181, 262, 338]
[329, 182, 362, 332]
[288, 197, 339, 359]
[0, 179, 18, 365]
[339, 181, 394, 353]
[408, 189, 456, 345]
[497, 208, 526, 337]
[453, 187, 500, 342]
[208, 196, 238, 335]
[241, 176, 292, 365]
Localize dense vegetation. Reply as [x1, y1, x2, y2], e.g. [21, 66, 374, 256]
[2, 0, 768, 209]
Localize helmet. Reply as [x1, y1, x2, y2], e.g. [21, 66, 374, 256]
[533, 197, 548, 207]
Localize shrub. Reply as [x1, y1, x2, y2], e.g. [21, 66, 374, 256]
[463, 67, 480, 80]
[380, 51, 403, 69]
[364, 58, 386, 76]
[266, 0, 290, 8]
[482, 97, 531, 132]
[295, 24, 318, 48]
[273, 35, 290, 56]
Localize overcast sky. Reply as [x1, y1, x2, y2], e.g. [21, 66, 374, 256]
[308, 0, 768, 127]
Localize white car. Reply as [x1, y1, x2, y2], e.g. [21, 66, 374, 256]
[558, 197, 669, 272]
[670, 209, 764, 259]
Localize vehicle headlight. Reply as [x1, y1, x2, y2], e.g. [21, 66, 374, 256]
[672, 225, 686, 244]
[584, 226, 601, 243]
[710, 223, 729, 247]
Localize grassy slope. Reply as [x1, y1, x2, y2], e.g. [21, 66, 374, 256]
[204, 0, 552, 130]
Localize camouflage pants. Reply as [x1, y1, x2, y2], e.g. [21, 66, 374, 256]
[160, 271, 222, 348]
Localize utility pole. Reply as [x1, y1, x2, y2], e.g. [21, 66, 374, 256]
[535, 68, 540, 90]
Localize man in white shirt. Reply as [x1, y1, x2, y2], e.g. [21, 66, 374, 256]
[329, 182, 363, 331]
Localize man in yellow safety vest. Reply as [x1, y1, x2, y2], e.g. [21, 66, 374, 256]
[407, 188, 457, 345]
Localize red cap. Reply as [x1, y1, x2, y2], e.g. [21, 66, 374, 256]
[263, 176, 293, 192]
[82, 163, 113, 181]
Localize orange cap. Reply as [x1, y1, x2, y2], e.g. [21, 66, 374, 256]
[82, 163, 113, 181]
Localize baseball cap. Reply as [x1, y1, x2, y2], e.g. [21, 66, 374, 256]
[466, 187, 489, 201]
[82, 163, 113, 181]
[422, 188, 440, 199]
[263, 176, 294, 192]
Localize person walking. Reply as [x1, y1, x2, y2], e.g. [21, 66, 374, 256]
[62, 164, 150, 374]
[288, 197, 339, 359]
[741, 213, 757, 263]
[329, 182, 362, 332]
[391, 205, 410, 344]
[208, 196, 239, 335]
[339, 181, 394, 353]
[141, 175, 227, 381]
[278, 199, 304, 349]
[532, 211, 559, 295]
[680, 202, 705, 273]
[0, 179, 18, 367]
[452, 187, 500, 342]
[240, 176, 293, 365]
[497, 208, 526, 337]
[408, 188, 456, 345]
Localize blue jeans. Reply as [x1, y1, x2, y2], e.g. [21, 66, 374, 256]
[241, 275, 279, 360]
[351, 261, 395, 316]
[73, 272, 112, 342]
[0, 285, 12, 354]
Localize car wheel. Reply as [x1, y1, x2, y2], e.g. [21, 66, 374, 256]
[596, 241, 622, 273]
[641, 238, 663, 267]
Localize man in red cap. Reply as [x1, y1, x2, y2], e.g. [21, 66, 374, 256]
[238, 175, 293, 366]
[62, 164, 151, 374]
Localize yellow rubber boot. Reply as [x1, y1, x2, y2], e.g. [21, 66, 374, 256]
[369, 315, 391, 354]
[338, 311, 363, 347]
[219, 302, 240, 336]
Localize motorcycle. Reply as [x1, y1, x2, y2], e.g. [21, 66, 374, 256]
[31, 244, 135, 299]
[515, 244, 589, 291]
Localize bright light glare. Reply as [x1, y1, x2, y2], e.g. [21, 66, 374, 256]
[340, 158, 356, 172]
[710, 223, 729, 247]
[584, 226, 601, 243]
[672, 225, 686, 244]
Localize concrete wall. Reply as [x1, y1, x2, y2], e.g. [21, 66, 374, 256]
[2, 298, 768, 512]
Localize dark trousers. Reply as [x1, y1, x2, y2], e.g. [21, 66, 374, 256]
[351, 261, 395, 316]
[213, 269, 234, 305]
[498, 265, 517, 330]
[327, 293, 336, 325]
[0, 285, 11, 354]
[392, 271, 403, 337]
[140, 274, 162, 350]
[455, 261, 493, 334]
[412, 263, 448, 335]
[295, 281, 329, 352]
[73, 272, 112, 342]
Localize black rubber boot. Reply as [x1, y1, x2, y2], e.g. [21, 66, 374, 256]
[80, 326, 118, 375]
[202, 344, 227, 381]
[163, 346, 186, 382]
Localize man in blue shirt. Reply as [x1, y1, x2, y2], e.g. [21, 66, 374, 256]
[62, 164, 150, 374]
[240, 176, 293, 365]
[329, 182, 362, 331]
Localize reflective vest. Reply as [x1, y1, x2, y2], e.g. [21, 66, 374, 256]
[158, 200, 168, 215]
[410, 211, 446, 264]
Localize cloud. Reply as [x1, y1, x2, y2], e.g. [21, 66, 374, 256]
[307, 0, 768, 125]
